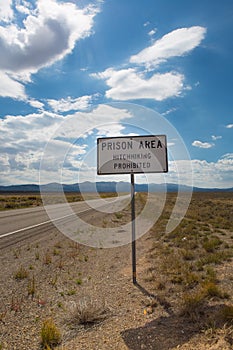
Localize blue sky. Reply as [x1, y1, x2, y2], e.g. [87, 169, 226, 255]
[0, 0, 232, 188]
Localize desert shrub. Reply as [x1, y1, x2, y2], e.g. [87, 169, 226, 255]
[115, 212, 123, 219]
[184, 271, 200, 288]
[205, 266, 217, 282]
[67, 296, 108, 325]
[41, 318, 61, 349]
[67, 289, 76, 296]
[5, 202, 20, 209]
[202, 236, 222, 253]
[202, 281, 225, 298]
[43, 252, 52, 265]
[27, 275, 36, 299]
[197, 250, 233, 268]
[181, 289, 205, 319]
[220, 305, 233, 323]
[181, 249, 195, 261]
[14, 266, 28, 280]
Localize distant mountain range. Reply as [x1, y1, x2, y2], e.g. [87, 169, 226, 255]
[0, 182, 232, 193]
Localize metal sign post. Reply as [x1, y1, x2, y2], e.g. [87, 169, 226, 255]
[131, 173, 136, 284]
[97, 135, 168, 285]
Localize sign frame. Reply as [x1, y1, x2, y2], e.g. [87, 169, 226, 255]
[97, 134, 168, 175]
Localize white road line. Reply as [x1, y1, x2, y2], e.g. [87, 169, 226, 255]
[0, 211, 81, 239]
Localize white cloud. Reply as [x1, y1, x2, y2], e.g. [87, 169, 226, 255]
[91, 155, 232, 189]
[148, 28, 157, 37]
[162, 108, 177, 116]
[221, 153, 233, 160]
[29, 99, 44, 109]
[0, 154, 10, 172]
[192, 140, 214, 149]
[0, 111, 64, 184]
[0, 72, 26, 99]
[226, 124, 233, 129]
[0, 0, 98, 73]
[47, 95, 97, 113]
[211, 135, 222, 141]
[92, 26, 206, 102]
[96, 123, 125, 137]
[0, 105, 133, 184]
[1, 106, 232, 189]
[130, 26, 206, 68]
[167, 155, 233, 188]
[0, 112, 63, 151]
[95, 68, 184, 101]
[0, 0, 13, 23]
[0, 0, 99, 99]
[193, 156, 233, 188]
[15, 0, 32, 15]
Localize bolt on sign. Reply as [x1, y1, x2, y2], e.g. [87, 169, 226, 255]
[97, 135, 168, 175]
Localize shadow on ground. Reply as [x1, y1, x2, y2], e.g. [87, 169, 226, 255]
[121, 303, 232, 350]
[134, 282, 174, 315]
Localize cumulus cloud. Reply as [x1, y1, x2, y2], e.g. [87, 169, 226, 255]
[192, 140, 214, 149]
[0, 105, 133, 184]
[15, 0, 32, 15]
[222, 153, 233, 159]
[96, 123, 126, 137]
[0, 0, 13, 23]
[193, 155, 233, 187]
[0, 112, 63, 154]
[130, 26, 207, 68]
[1, 105, 232, 188]
[47, 95, 97, 113]
[0, 71, 26, 99]
[167, 155, 233, 188]
[0, 0, 98, 73]
[0, 111, 64, 183]
[93, 26, 206, 102]
[29, 99, 44, 109]
[0, 0, 99, 99]
[94, 68, 184, 101]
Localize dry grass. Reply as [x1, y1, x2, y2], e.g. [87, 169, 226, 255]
[27, 274, 36, 299]
[0, 192, 119, 210]
[67, 296, 109, 326]
[14, 265, 28, 280]
[0, 194, 41, 210]
[41, 317, 62, 349]
[181, 289, 206, 319]
[219, 305, 233, 323]
[146, 192, 233, 328]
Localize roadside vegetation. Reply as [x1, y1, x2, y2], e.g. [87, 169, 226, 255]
[0, 194, 42, 210]
[144, 192, 233, 329]
[0, 191, 232, 349]
[0, 192, 118, 210]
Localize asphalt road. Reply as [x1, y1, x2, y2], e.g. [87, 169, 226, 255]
[0, 194, 131, 249]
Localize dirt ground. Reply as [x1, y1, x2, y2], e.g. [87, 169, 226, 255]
[0, 192, 232, 349]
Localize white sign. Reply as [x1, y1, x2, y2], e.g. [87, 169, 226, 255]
[97, 135, 168, 175]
